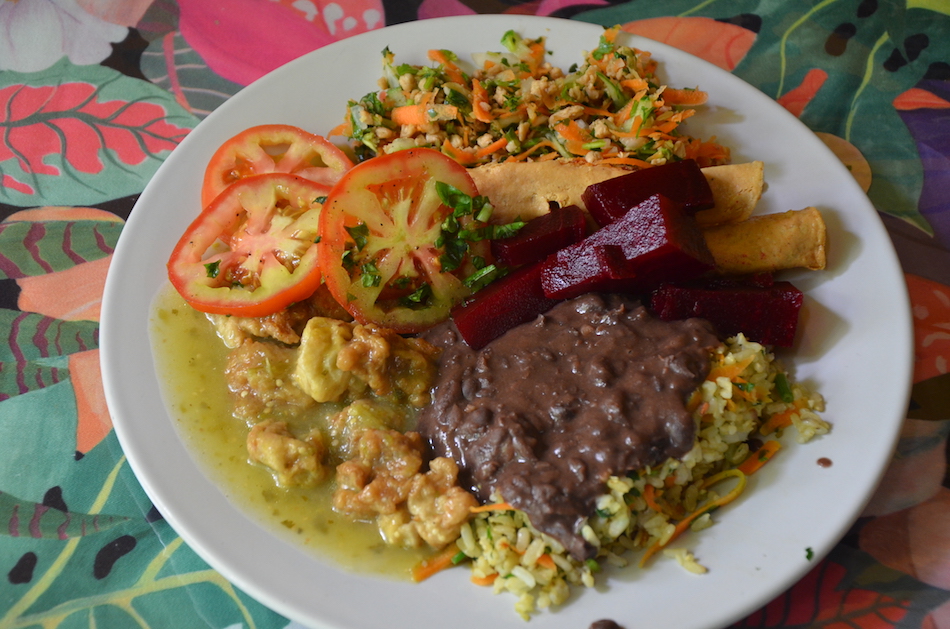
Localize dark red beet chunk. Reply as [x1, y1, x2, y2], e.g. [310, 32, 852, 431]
[582, 159, 714, 227]
[452, 261, 561, 350]
[650, 280, 804, 347]
[541, 244, 636, 298]
[491, 205, 588, 267]
[541, 194, 714, 300]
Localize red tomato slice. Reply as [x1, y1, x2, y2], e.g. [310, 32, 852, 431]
[169, 173, 329, 317]
[319, 148, 490, 333]
[201, 124, 353, 207]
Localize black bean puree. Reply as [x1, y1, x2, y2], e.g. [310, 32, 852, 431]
[418, 293, 719, 560]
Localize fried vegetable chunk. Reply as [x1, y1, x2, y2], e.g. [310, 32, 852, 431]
[333, 428, 476, 549]
[224, 340, 314, 422]
[293, 317, 440, 406]
[246, 420, 329, 487]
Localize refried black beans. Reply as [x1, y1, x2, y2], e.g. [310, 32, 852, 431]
[417, 293, 719, 560]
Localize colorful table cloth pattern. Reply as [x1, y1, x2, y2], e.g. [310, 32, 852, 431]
[1, 1, 949, 627]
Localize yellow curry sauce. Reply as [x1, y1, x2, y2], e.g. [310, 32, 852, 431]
[148, 283, 430, 578]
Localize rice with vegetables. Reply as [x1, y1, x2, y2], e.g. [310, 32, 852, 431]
[450, 334, 827, 619]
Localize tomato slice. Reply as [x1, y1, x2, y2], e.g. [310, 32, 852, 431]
[201, 124, 353, 207]
[169, 173, 329, 317]
[319, 148, 491, 333]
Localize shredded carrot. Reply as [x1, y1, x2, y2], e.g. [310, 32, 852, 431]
[536, 553, 557, 571]
[620, 78, 649, 92]
[411, 545, 463, 582]
[661, 88, 708, 106]
[391, 103, 458, 127]
[470, 501, 513, 513]
[471, 79, 493, 123]
[555, 119, 594, 155]
[639, 469, 747, 567]
[427, 49, 466, 85]
[612, 99, 637, 126]
[506, 139, 560, 162]
[760, 400, 805, 435]
[471, 573, 498, 586]
[599, 156, 653, 169]
[474, 136, 509, 158]
[684, 137, 731, 166]
[441, 139, 479, 166]
[611, 113, 647, 138]
[327, 120, 351, 138]
[737, 440, 782, 475]
[524, 39, 546, 73]
[582, 105, 616, 118]
[642, 484, 664, 513]
[706, 355, 756, 383]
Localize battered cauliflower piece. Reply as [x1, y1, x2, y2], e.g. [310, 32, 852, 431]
[293, 317, 440, 406]
[225, 340, 314, 422]
[406, 457, 478, 548]
[246, 420, 329, 487]
[333, 429, 425, 518]
[333, 428, 476, 549]
[293, 317, 366, 403]
[326, 399, 410, 462]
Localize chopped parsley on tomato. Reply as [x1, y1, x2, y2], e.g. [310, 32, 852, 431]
[319, 148, 521, 333]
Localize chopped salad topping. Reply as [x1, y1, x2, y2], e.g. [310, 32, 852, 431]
[338, 27, 730, 168]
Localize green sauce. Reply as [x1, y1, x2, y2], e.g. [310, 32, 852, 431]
[148, 283, 429, 578]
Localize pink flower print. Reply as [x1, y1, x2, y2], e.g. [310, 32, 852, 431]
[178, 0, 385, 87]
[0, 0, 128, 72]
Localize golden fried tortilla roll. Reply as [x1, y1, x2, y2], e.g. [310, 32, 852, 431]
[694, 161, 764, 227]
[469, 160, 625, 222]
[703, 207, 827, 274]
[470, 160, 765, 225]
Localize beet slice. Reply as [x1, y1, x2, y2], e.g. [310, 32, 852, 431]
[582, 159, 714, 227]
[540, 244, 636, 298]
[650, 279, 804, 347]
[491, 204, 588, 267]
[541, 194, 714, 300]
[452, 261, 561, 350]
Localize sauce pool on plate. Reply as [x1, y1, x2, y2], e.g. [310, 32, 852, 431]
[148, 283, 430, 577]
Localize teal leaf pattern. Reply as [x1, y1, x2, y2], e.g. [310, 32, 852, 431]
[0, 220, 123, 280]
[0, 359, 69, 402]
[0, 437, 287, 629]
[0, 310, 99, 362]
[0, 58, 199, 208]
[0, 491, 129, 539]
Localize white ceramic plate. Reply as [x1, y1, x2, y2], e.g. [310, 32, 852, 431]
[101, 15, 913, 629]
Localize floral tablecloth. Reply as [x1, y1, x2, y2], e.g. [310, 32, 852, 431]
[2, 1, 949, 628]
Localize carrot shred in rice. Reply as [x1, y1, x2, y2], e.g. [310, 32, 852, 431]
[471, 501, 513, 513]
[639, 469, 748, 567]
[737, 440, 782, 475]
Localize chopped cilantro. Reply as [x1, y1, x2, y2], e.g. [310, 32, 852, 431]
[204, 260, 220, 279]
[345, 223, 370, 251]
[775, 373, 795, 403]
[360, 261, 382, 288]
